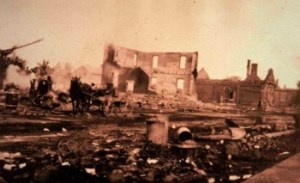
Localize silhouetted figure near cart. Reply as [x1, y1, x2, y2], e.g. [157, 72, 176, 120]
[47, 76, 53, 91]
[70, 77, 82, 113]
[29, 79, 37, 99]
[37, 78, 49, 96]
[34, 78, 50, 105]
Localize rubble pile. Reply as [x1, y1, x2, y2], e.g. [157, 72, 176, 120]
[122, 93, 254, 115]
[124, 93, 203, 112]
[2, 86, 294, 117]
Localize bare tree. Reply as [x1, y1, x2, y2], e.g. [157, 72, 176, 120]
[32, 60, 54, 79]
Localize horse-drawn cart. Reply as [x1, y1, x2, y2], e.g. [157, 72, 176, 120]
[70, 77, 127, 116]
[83, 91, 127, 116]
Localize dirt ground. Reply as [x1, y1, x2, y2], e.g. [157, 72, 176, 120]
[0, 108, 299, 183]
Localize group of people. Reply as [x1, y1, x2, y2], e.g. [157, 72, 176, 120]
[30, 76, 53, 104]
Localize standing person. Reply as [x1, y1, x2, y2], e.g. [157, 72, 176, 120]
[257, 98, 263, 112]
[47, 76, 53, 92]
[29, 79, 37, 99]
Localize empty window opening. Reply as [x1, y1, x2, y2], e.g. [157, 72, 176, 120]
[152, 56, 158, 68]
[226, 87, 235, 99]
[177, 79, 185, 90]
[180, 56, 186, 69]
[151, 77, 157, 85]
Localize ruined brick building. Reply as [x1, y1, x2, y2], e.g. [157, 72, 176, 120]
[102, 44, 198, 95]
[196, 60, 299, 108]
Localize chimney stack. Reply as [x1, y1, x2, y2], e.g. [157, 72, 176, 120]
[247, 59, 251, 78]
[251, 63, 258, 77]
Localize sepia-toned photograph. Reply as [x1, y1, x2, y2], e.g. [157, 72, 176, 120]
[0, 0, 300, 182]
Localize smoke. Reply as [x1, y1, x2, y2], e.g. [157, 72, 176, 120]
[51, 62, 73, 92]
[51, 62, 102, 92]
[4, 65, 31, 89]
[3, 60, 102, 92]
[72, 64, 102, 86]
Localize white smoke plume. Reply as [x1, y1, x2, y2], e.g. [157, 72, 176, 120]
[4, 65, 31, 89]
[4, 62, 102, 92]
[51, 62, 102, 92]
[51, 62, 73, 92]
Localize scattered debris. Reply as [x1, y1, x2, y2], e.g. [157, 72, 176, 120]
[19, 163, 27, 169]
[278, 151, 290, 156]
[147, 158, 159, 164]
[263, 130, 296, 138]
[3, 164, 17, 171]
[146, 115, 168, 145]
[0, 91, 299, 182]
[229, 175, 241, 181]
[61, 162, 70, 166]
[62, 127, 67, 132]
[85, 168, 97, 176]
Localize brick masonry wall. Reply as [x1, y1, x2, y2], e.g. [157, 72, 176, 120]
[102, 45, 197, 95]
[273, 89, 298, 107]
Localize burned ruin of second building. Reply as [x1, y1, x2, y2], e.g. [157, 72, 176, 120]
[196, 60, 298, 108]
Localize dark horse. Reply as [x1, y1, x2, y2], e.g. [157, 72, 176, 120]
[69, 77, 92, 113]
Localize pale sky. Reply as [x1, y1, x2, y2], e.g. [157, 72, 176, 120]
[0, 0, 299, 88]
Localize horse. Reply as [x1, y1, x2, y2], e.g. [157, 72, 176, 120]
[69, 77, 92, 113]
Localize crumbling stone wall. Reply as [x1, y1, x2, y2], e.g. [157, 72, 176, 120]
[273, 89, 298, 107]
[196, 79, 238, 103]
[238, 85, 261, 105]
[197, 81, 298, 107]
[196, 81, 216, 102]
[102, 61, 120, 87]
[196, 60, 298, 107]
[196, 80, 264, 106]
[102, 44, 198, 95]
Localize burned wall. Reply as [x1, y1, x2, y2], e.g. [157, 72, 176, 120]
[118, 67, 149, 93]
[196, 81, 216, 102]
[197, 80, 298, 107]
[273, 89, 298, 107]
[196, 80, 238, 103]
[197, 79, 265, 105]
[238, 85, 262, 105]
[102, 44, 198, 95]
[196, 60, 298, 107]
[102, 61, 121, 87]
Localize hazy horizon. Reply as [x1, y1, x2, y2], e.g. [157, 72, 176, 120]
[1, 0, 299, 88]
